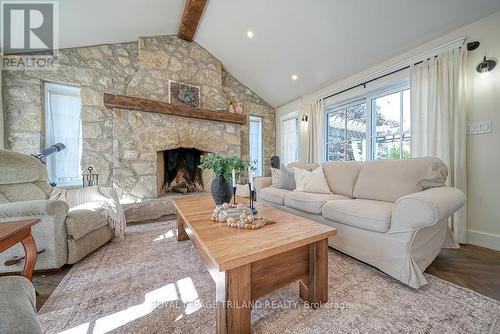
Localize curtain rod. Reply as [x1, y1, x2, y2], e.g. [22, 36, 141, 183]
[320, 40, 477, 102]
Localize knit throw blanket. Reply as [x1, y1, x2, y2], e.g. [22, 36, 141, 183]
[50, 186, 126, 241]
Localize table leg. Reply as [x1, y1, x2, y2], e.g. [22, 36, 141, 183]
[216, 264, 252, 334]
[20, 230, 37, 281]
[301, 238, 328, 308]
[176, 214, 189, 241]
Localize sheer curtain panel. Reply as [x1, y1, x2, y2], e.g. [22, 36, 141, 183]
[410, 47, 467, 243]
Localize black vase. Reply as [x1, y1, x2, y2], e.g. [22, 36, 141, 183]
[211, 175, 233, 205]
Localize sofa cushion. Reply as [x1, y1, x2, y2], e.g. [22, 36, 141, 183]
[288, 162, 320, 170]
[0, 149, 48, 185]
[294, 167, 331, 194]
[284, 191, 348, 214]
[65, 203, 109, 240]
[0, 183, 48, 202]
[277, 164, 296, 190]
[259, 187, 291, 205]
[321, 161, 362, 198]
[0, 276, 42, 334]
[353, 157, 448, 203]
[321, 199, 393, 233]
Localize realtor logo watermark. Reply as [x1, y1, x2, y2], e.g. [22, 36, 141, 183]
[1, 0, 59, 69]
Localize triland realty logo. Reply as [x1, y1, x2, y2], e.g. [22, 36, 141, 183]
[1, 0, 59, 70]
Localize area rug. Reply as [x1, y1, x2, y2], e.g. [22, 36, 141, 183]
[38, 221, 500, 333]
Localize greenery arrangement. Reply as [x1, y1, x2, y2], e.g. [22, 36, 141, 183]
[388, 146, 411, 159]
[199, 153, 253, 182]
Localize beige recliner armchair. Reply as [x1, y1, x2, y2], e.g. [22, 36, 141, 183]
[0, 149, 125, 273]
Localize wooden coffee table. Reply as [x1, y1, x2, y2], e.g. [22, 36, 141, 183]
[173, 195, 337, 334]
[0, 219, 40, 281]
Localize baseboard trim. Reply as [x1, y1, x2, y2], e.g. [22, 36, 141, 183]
[467, 230, 500, 251]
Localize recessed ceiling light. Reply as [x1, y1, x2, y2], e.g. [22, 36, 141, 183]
[247, 31, 254, 38]
[291, 74, 298, 81]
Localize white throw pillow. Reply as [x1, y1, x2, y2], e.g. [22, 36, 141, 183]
[293, 167, 331, 194]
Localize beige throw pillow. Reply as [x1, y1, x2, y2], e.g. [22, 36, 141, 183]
[293, 167, 331, 194]
[416, 169, 447, 191]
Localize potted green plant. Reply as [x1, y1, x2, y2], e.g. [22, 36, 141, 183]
[199, 153, 252, 205]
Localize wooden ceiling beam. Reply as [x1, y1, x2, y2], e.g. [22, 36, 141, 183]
[178, 0, 208, 42]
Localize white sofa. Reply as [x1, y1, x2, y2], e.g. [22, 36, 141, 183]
[254, 157, 465, 289]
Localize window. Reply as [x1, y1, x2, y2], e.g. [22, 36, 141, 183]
[44, 83, 82, 186]
[371, 89, 411, 159]
[249, 116, 263, 176]
[326, 100, 367, 161]
[325, 83, 410, 161]
[280, 113, 300, 165]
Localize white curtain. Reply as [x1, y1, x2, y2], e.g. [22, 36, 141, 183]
[281, 117, 298, 165]
[410, 47, 467, 243]
[306, 99, 325, 163]
[46, 90, 82, 182]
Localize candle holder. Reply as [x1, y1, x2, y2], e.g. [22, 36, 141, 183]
[248, 183, 257, 214]
[233, 186, 237, 205]
[82, 166, 99, 188]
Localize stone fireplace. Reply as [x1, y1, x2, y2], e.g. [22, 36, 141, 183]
[156, 148, 205, 195]
[112, 107, 242, 202]
[2, 35, 276, 222]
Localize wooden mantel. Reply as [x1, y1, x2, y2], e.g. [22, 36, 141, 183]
[103, 93, 246, 125]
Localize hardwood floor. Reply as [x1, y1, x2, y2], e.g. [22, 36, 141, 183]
[33, 266, 71, 311]
[425, 244, 500, 301]
[31, 244, 500, 312]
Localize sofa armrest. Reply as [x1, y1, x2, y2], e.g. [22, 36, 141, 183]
[0, 199, 69, 219]
[0, 276, 42, 334]
[254, 177, 272, 200]
[389, 187, 465, 233]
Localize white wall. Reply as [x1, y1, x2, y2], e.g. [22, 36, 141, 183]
[279, 11, 500, 250]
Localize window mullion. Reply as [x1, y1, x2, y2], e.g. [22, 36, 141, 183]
[400, 91, 404, 159]
[366, 96, 372, 161]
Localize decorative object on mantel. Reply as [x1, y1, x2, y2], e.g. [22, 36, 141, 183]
[82, 167, 99, 188]
[198, 153, 253, 205]
[234, 102, 243, 115]
[227, 97, 236, 113]
[103, 93, 246, 125]
[168, 80, 201, 108]
[211, 202, 273, 230]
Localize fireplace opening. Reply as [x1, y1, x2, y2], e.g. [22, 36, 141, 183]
[157, 148, 204, 195]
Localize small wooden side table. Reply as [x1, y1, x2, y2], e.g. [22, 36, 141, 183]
[0, 219, 40, 281]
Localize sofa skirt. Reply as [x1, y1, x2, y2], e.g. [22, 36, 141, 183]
[67, 226, 113, 264]
[259, 200, 451, 289]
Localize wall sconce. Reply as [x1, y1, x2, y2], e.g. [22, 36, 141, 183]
[301, 115, 309, 122]
[476, 56, 496, 78]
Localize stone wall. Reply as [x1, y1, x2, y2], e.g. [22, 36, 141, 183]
[2, 42, 138, 186]
[222, 71, 276, 175]
[2, 35, 275, 199]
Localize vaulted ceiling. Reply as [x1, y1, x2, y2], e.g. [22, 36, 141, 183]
[55, 0, 500, 106]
